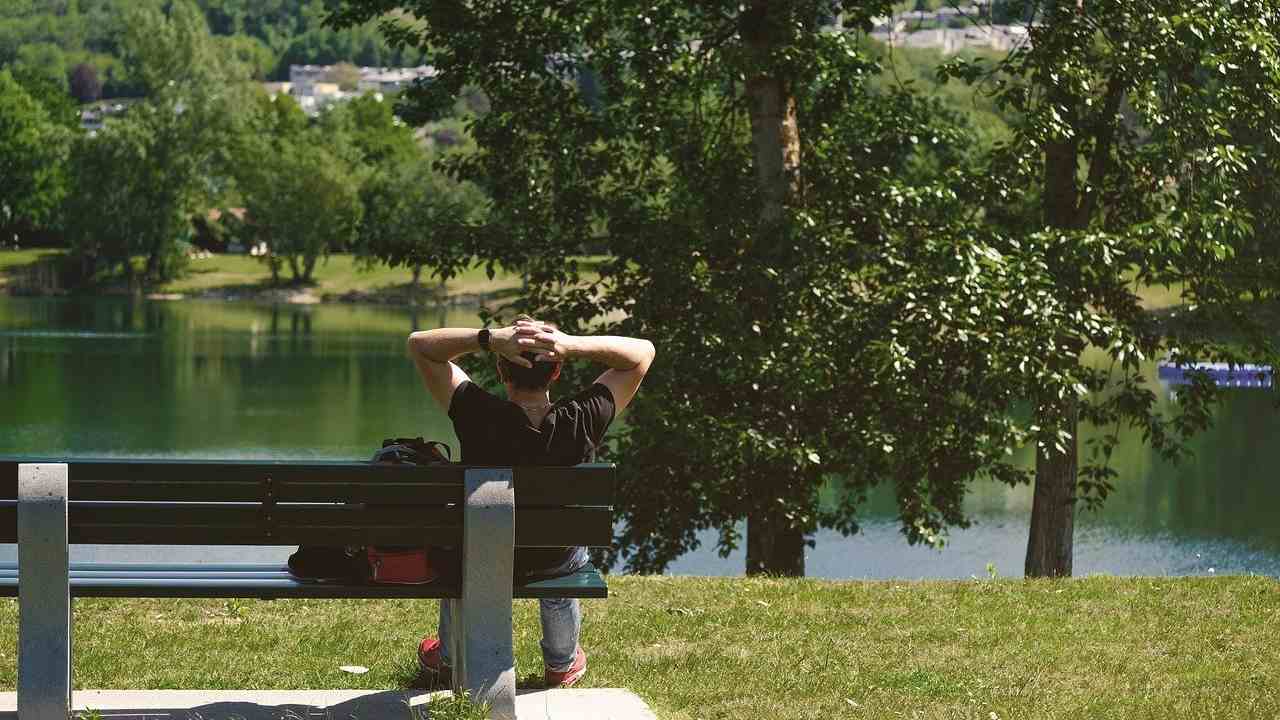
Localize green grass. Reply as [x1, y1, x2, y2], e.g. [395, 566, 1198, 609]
[0, 249, 56, 272]
[160, 254, 527, 301]
[0, 248, 63, 288]
[0, 575, 1275, 719]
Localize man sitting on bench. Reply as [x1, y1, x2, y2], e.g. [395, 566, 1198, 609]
[407, 316, 655, 687]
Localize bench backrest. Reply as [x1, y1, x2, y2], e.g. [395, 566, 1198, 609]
[0, 460, 614, 548]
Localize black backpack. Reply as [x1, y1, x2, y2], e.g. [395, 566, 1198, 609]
[286, 437, 452, 582]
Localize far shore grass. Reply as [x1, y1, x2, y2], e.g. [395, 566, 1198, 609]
[0, 575, 1275, 719]
[3, 248, 1188, 312]
[0, 248, 529, 303]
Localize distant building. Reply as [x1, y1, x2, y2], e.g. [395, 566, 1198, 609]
[357, 66, 437, 93]
[289, 65, 330, 86]
[279, 64, 436, 115]
[78, 101, 133, 132]
[871, 21, 1029, 54]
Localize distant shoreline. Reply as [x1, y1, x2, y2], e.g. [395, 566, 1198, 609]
[0, 249, 524, 309]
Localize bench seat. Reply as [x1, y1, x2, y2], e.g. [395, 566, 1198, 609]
[0, 561, 608, 599]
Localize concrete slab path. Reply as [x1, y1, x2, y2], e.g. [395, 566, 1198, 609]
[0, 688, 657, 719]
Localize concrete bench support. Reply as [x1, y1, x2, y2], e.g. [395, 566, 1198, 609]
[452, 468, 517, 720]
[17, 463, 72, 720]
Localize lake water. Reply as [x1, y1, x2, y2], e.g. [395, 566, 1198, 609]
[2, 296, 1278, 579]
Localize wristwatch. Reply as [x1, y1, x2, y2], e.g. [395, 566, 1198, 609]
[477, 328, 492, 352]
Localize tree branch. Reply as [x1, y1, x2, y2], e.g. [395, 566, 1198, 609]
[1077, 73, 1126, 227]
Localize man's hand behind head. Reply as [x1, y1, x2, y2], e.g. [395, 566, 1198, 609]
[515, 319, 575, 363]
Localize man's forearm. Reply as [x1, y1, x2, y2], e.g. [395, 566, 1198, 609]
[567, 335, 655, 370]
[407, 328, 481, 363]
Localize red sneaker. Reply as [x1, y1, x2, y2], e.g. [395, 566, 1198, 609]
[544, 645, 587, 688]
[418, 636, 451, 686]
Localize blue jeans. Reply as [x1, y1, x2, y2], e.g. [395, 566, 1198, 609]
[437, 546, 588, 672]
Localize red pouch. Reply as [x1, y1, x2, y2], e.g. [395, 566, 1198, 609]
[366, 547, 437, 584]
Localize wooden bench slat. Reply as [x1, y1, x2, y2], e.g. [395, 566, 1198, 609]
[513, 465, 615, 506]
[0, 503, 612, 546]
[0, 460, 615, 506]
[0, 563, 607, 600]
[514, 507, 613, 547]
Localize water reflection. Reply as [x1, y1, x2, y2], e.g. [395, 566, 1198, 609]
[0, 296, 1277, 578]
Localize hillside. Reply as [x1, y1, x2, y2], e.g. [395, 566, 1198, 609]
[0, 0, 423, 99]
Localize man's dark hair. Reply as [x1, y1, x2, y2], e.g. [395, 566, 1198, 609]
[496, 315, 563, 390]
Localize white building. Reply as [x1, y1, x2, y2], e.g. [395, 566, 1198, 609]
[871, 22, 1030, 54]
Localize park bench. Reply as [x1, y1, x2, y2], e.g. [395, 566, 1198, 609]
[0, 459, 614, 720]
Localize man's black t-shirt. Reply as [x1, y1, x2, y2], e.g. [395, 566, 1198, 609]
[448, 379, 615, 576]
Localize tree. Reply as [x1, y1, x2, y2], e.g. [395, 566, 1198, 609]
[326, 61, 362, 91]
[0, 69, 70, 244]
[316, 91, 418, 165]
[63, 95, 214, 286]
[237, 133, 365, 284]
[12, 42, 69, 92]
[941, 0, 1280, 576]
[120, 0, 231, 96]
[69, 62, 102, 103]
[215, 34, 278, 81]
[329, 0, 1066, 575]
[8, 64, 79, 130]
[359, 151, 489, 292]
[62, 0, 248, 287]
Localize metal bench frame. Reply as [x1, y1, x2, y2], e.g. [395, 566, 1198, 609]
[3, 460, 614, 720]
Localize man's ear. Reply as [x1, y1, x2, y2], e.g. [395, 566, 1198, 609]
[549, 362, 563, 383]
[495, 357, 506, 383]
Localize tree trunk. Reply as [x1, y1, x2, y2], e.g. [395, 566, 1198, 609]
[121, 256, 136, 295]
[411, 264, 422, 295]
[741, 1, 806, 576]
[1028, 94, 1083, 577]
[1026, 398, 1078, 577]
[746, 510, 805, 577]
[743, 0, 801, 231]
[302, 254, 317, 283]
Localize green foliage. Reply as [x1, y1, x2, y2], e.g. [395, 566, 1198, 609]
[235, 125, 366, 284]
[939, 0, 1280, 515]
[329, 0, 1066, 572]
[121, 0, 235, 95]
[0, 0, 425, 96]
[6, 64, 79, 130]
[214, 33, 276, 81]
[61, 0, 249, 287]
[317, 92, 418, 165]
[0, 69, 71, 240]
[10, 41, 69, 91]
[868, 44, 1012, 149]
[359, 150, 489, 288]
[63, 95, 213, 285]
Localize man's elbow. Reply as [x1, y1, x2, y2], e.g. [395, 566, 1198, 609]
[406, 331, 433, 359]
[640, 340, 656, 372]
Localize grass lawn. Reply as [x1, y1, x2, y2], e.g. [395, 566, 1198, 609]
[160, 254, 526, 300]
[0, 248, 63, 289]
[0, 575, 1275, 719]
